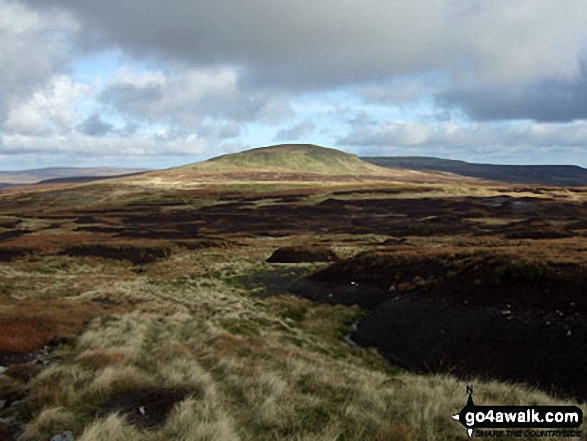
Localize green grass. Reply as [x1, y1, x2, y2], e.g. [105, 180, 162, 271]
[187, 144, 392, 176]
[494, 260, 545, 284]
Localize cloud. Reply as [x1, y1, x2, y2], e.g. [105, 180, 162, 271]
[98, 65, 294, 127]
[340, 121, 435, 147]
[76, 113, 114, 137]
[0, 1, 78, 125]
[357, 78, 441, 104]
[21, 0, 587, 91]
[3, 0, 587, 168]
[0, 130, 214, 159]
[273, 120, 316, 142]
[197, 122, 241, 140]
[3, 75, 89, 135]
[438, 70, 587, 122]
[338, 119, 587, 155]
[336, 119, 587, 166]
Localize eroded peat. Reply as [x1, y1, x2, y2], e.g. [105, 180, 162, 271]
[0, 180, 586, 440]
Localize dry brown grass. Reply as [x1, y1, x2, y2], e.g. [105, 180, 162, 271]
[75, 348, 135, 370]
[1, 178, 586, 440]
[0, 299, 109, 354]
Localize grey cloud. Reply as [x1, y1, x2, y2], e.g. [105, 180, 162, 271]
[438, 70, 587, 122]
[357, 79, 439, 104]
[347, 111, 378, 128]
[197, 123, 241, 140]
[117, 122, 140, 137]
[273, 121, 316, 142]
[100, 83, 163, 116]
[76, 113, 114, 137]
[196, 92, 293, 124]
[21, 1, 587, 92]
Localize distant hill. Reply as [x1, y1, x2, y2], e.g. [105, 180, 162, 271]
[0, 167, 149, 185]
[363, 157, 587, 186]
[191, 144, 387, 175]
[38, 171, 148, 185]
[134, 144, 474, 185]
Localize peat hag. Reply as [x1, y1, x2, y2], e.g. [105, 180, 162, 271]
[292, 250, 587, 399]
[266, 246, 339, 263]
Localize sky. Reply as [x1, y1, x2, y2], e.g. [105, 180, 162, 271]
[2, 1, 587, 170]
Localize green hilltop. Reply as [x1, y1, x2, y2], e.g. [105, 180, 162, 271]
[189, 144, 389, 175]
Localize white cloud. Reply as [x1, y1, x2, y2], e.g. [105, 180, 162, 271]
[338, 119, 587, 161]
[0, 130, 214, 159]
[0, 1, 78, 121]
[2, 0, 587, 168]
[99, 65, 293, 127]
[4, 76, 89, 135]
[340, 121, 436, 146]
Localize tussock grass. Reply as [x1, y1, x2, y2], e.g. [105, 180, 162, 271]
[19, 406, 78, 441]
[75, 348, 135, 370]
[2, 212, 585, 440]
[89, 365, 155, 399]
[77, 414, 141, 441]
[16, 257, 587, 439]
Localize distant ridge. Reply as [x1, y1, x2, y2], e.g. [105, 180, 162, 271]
[0, 167, 149, 185]
[38, 171, 148, 185]
[363, 156, 587, 186]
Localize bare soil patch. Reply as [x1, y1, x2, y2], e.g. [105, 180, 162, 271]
[100, 387, 194, 429]
[61, 243, 172, 265]
[266, 246, 339, 263]
[295, 250, 587, 398]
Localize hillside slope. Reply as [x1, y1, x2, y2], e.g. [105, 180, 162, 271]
[363, 156, 587, 186]
[138, 144, 468, 185]
[191, 144, 388, 175]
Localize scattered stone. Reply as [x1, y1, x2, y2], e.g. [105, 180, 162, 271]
[51, 431, 74, 441]
[266, 246, 339, 263]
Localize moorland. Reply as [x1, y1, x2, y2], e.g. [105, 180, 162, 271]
[0, 144, 586, 440]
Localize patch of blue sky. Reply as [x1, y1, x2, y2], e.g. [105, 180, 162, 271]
[72, 49, 124, 86]
[292, 89, 446, 130]
[237, 123, 282, 148]
[73, 50, 169, 87]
